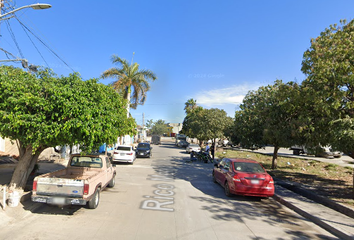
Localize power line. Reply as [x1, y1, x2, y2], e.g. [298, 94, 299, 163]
[15, 15, 49, 68]
[4, 19, 23, 58]
[15, 17, 75, 72]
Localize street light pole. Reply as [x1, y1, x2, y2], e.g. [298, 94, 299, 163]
[0, 3, 51, 21]
[0, 2, 51, 69]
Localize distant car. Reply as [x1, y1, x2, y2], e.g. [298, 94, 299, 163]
[177, 140, 189, 148]
[332, 150, 342, 158]
[212, 158, 274, 198]
[290, 145, 342, 158]
[136, 142, 152, 158]
[186, 144, 201, 153]
[151, 135, 161, 145]
[315, 146, 335, 159]
[112, 145, 136, 164]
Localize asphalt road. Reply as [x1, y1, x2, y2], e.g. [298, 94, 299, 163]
[0, 142, 339, 240]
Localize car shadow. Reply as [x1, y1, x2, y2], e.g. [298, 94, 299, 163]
[22, 197, 82, 216]
[157, 142, 180, 149]
[112, 162, 134, 166]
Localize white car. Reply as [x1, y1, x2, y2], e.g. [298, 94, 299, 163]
[112, 145, 136, 164]
[186, 144, 201, 153]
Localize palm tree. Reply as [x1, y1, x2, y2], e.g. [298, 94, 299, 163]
[184, 98, 197, 114]
[101, 54, 157, 116]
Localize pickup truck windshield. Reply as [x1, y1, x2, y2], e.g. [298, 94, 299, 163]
[70, 156, 103, 168]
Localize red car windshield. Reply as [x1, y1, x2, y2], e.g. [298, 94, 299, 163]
[233, 162, 265, 173]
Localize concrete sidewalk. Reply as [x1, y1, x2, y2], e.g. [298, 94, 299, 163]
[274, 184, 354, 240]
[0, 158, 68, 227]
[237, 146, 354, 168]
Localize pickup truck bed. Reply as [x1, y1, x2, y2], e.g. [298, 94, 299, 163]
[32, 154, 116, 209]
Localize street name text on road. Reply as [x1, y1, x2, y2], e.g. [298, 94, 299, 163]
[141, 172, 175, 212]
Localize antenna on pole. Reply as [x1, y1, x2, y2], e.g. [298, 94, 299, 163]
[131, 52, 135, 64]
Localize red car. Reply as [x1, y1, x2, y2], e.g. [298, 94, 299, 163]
[212, 158, 274, 198]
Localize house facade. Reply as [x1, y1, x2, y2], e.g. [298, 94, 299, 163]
[167, 123, 183, 136]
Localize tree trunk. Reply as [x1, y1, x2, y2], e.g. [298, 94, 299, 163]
[10, 144, 43, 189]
[60, 145, 66, 159]
[126, 86, 131, 118]
[349, 152, 354, 199]
[271, 145, 279, 169]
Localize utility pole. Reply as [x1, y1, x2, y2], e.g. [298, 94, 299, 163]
[142, 113, 145, 141]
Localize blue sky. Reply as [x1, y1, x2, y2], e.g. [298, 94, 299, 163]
[1, 0, 354, 125]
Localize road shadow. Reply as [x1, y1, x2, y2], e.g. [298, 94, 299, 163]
[112, 162, 134, 166]
[157, 143, 180, 149]
[150, 156, 339, 240]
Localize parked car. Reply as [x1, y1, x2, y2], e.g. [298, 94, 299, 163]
[151, 135, 161, 145]
[112, 145, 136, 164]
[218, 139, 229, 147]
[290, 145, 341, 159]
[136, 142, 153, 158]
[177, 140, 189, 148]
[289, 145, 306, 155]
[314, 146, 335, 159]
[186, 144, 201, 153]
[331, 149, 342, 158]
[212, 158, 274, 198]
[32, 153, 116, 209]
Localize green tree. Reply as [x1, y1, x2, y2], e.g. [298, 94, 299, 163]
[0, 66, 136, 189]
[182, 103, 233, 150]
[146, 119, 154, 129]
[101, 55, 157, 116]
[150, 119, 169, 135]
[181, 106, 207, 144]
[234, 95, 265, 149]
[203, 108, 233, 158]
[234, 80, 302, 169]
[300, 19, 354, 196]
[301, 19, 354, 157]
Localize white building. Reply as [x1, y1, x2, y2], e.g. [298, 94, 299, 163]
[168, 123, 183, 134]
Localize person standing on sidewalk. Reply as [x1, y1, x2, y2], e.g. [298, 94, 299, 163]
[205, 143, 210, 153]
[210, 143, 215, 160]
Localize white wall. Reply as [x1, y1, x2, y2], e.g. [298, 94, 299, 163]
[0, 137, 4, 152]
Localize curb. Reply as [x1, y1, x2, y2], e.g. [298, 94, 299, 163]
[272, 193, 353, 240]
[0, 164, 16, 169]
[275, 178, 354, 219]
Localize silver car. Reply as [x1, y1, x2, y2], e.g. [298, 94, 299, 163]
[186, 144, 201, 153]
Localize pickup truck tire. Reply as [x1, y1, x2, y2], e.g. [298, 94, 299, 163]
[108, 175, 115, 188]
[88, 188, 100, 209]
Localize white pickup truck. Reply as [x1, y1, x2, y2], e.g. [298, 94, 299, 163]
[31, 153, 116, 209]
